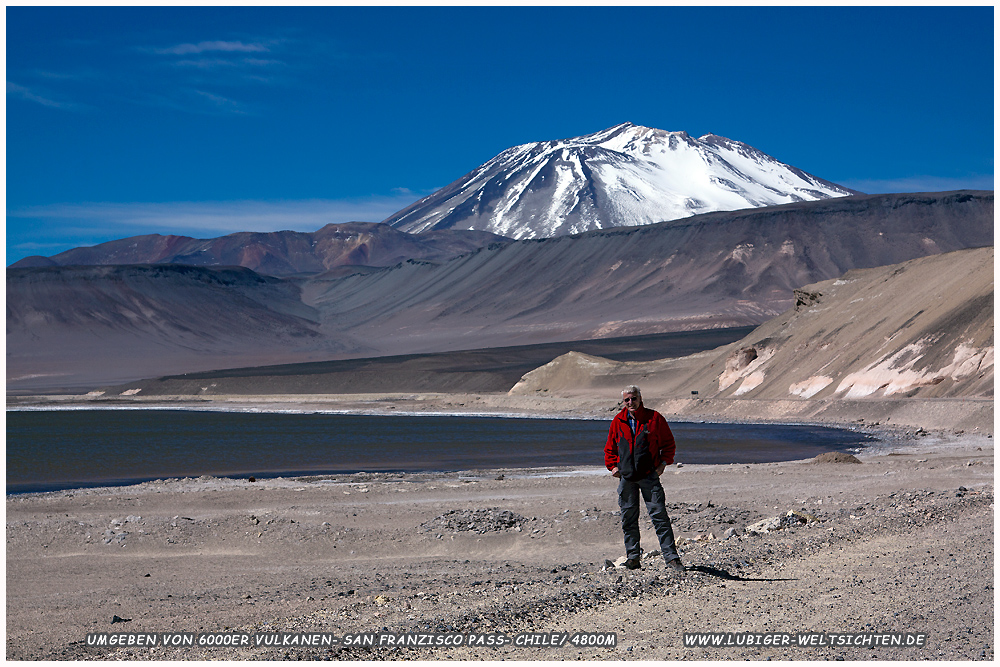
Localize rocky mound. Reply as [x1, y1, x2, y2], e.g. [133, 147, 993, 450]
[810, 452, 863, 464]
[420, 509, 528, 534]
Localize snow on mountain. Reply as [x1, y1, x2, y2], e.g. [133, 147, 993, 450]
[385, 122, 860, 239]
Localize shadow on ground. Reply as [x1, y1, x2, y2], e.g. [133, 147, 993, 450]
[688, 564, 797, 582]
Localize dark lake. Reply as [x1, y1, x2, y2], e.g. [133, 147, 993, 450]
[6, 409, 873, 494]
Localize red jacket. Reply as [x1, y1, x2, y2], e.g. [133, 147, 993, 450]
[604, 406, 675, 480]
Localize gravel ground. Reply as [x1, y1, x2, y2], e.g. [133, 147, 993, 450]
[6, 433, 993, 661]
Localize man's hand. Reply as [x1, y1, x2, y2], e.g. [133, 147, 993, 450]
[655, 463, 667, 476]
[611, 466, 621, 478]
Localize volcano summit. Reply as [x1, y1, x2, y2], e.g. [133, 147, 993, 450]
[385, 122, 859, 239]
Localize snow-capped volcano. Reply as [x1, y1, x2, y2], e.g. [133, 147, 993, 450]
[385, 122, 860, 238]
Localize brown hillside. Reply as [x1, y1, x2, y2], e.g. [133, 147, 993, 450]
[509, 247, 993, 429]
[307, 191, 993, 352]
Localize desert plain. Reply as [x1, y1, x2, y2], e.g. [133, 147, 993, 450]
[5, 387, 994, 662]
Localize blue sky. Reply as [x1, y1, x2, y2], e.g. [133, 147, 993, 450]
[6, 5, 994, 264]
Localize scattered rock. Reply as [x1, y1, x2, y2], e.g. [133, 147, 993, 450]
[746, 511, 811, 534]
[794, 289, 822, 310]
[102, 529, 128, 545]
[810, 452, 862, 464]
[746, 516, 783, 534]
[420, 508, 528, 534]
[110, 615, 131, 624]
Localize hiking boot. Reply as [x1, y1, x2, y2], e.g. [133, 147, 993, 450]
[625, 558, 641, 570]
[665, 558, 685, 574]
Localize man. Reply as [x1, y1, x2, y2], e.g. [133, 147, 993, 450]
[604, 385, 684, 573]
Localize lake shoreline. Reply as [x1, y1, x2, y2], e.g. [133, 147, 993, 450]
[12, 389, 987, 432]
[7, 427, 993, 661]
[11, 390, 987, 496]
[8, 407, 879, 497]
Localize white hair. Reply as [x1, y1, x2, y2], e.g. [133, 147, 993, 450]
[622, 385, 641, 397]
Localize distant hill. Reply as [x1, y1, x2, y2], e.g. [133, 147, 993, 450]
[385, 122, 858, 238]
[6, 264, 340, 391]
[95, 328, 756, 398]
[6, 191, 993, 392]
[9, 222, 509, 277]
[509, 246, 993, 430]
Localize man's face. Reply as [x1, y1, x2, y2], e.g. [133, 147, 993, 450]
[622, 392, 642, 415]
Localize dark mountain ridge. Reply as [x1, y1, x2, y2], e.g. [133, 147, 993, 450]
[10, 222, 510, 277]
[7, 191, 993, 391]
[309, 190, 992, 347]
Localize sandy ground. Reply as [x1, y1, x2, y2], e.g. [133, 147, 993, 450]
[5, 396, 994, 661]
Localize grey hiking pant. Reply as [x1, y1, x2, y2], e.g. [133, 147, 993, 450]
[618, 472, 679, 562]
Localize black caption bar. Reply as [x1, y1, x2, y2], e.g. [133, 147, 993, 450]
[85, 631, 618, 649]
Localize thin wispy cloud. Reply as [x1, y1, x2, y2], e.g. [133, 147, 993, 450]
[192, 90, 247, 113]
[174, 58, 244, 70]
[7, 65, 110, 112]
[8, 34, 295, 116]
[30, 68, 100, 81]
[7, 81, 80, 110]
[243, 58, 283, 67]
[154, 40, 270, 56]
[173, 57, 286, 72]
[8, 195, 426, 241]
[135, 36, 295, 113]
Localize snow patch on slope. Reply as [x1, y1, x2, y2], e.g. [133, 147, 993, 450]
[835, 340, 994, 399]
